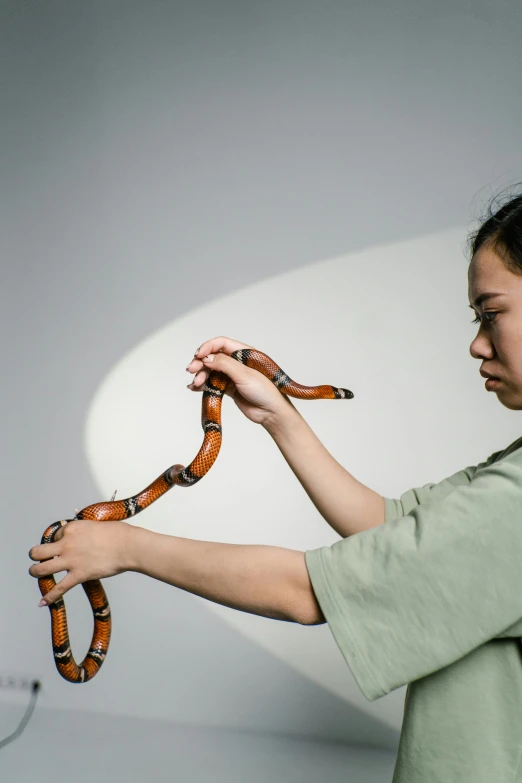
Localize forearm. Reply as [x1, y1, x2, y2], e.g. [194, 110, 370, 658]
[127, 526, 325, 625]
[264, 402, 385, 538]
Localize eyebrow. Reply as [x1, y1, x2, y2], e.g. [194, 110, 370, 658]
[468, 292, 506, 309]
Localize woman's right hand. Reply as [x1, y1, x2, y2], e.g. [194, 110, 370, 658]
[186, 336, 294, 427]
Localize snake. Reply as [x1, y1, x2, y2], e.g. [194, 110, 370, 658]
[38, 348, 354, 683]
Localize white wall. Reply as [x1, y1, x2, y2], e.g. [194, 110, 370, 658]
[3, 0, 522, 780]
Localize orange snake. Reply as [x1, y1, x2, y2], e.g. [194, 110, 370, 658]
[38, 348, 354, 683]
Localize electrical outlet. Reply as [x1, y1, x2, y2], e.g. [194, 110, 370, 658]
[0, 673, 41, 692]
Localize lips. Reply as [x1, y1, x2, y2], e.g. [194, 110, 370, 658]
[480, 369, 501, 380]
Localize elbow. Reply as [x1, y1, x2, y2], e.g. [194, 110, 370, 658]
[290, 552, 327, 625]
[301, 615, 326, 626]
[295, 590, 327, 626]
[299, 610, 326, 626]
[305, 606, 327, 626]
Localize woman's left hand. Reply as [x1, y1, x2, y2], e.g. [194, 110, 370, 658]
[28, 519, 135, 606]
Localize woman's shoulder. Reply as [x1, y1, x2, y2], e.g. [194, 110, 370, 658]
[490, 434, 522, 463]
[464, 435, 522, 482]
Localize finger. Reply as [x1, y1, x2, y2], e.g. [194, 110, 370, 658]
[186, 357, 204, 374]
[189, 367, 228, 388]
[193, 336, 253, 361]
[192, 369, 206, 387]
[200, 352, 257, 385]
[39, 573, 78, 607]
[29, 541, 62, 562]
[187, 336, 253, 381]
[187, 366, 237, 398]
[29, 556, 66, 579]
[186, 369, 203, 391]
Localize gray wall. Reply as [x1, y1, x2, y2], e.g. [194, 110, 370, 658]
[2, 1, 522, 780]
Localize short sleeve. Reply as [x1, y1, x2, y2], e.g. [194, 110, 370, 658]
[305, 443, 522, 702]
[384, 451, 504, 522]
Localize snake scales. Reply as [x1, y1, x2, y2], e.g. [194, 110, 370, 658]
[38, 348, 354, 683]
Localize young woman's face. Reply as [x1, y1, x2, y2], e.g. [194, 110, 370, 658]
[468, 243, 522, 410]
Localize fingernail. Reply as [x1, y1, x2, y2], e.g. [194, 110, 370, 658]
[38, 599, 47, 607]
[203, 354, 214, 363]
[194, 347, 201, 357]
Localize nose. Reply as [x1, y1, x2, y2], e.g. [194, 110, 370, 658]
[469, 330, 495, 360]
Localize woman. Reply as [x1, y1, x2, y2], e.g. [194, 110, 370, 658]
[29, 191, 522, 782]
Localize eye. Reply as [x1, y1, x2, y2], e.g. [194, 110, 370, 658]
[471, 311, 497, 325]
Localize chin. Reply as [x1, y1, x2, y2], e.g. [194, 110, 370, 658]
[495, 390, 522, 410]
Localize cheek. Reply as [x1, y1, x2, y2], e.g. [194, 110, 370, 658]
[508, 319, 522, 346]
[498, 323, 522, 362]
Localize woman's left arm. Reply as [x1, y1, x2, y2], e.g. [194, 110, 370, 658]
[28, 520, 326, 626]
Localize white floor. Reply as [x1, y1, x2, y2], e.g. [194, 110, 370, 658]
[0, 704, 398, 783]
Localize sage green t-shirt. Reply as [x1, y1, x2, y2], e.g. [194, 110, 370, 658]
[304, 435, 522, 782]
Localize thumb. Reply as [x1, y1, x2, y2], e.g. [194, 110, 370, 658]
[52, 525, 66, 542]
[202, 352, 254, 385]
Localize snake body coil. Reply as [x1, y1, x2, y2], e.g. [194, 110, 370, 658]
[38, 348, 354, 683]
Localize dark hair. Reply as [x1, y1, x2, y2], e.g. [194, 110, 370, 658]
[468, 185, 522, 274]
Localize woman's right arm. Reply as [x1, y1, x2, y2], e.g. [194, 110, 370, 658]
[187, 337, 385, 538]
[263, 402, 385, 538]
